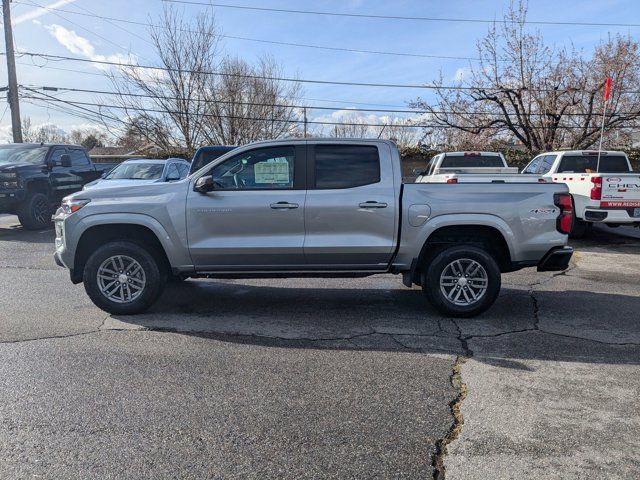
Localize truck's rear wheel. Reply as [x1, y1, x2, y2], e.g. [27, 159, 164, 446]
[569, 214, 589, 239]
[83, 241, 165, 315]
[17, 192, 51, 230]
[422, 245, 501, 318]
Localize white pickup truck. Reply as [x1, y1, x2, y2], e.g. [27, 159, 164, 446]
[522, 150, 640, 236]
[416, 151, 542, 184]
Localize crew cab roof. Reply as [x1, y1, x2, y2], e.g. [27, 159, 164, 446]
[230, 138, 398, 148]
[542, 150, 628, 156]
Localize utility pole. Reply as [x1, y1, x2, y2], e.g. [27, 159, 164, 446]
[3, 0, 23, 142]
[303, 107, 308, 138]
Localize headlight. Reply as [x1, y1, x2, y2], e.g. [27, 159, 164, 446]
[0, 180, 19, 189]
[61, 197, 91, 214]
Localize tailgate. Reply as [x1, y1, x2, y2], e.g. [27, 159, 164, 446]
[600, 174, 640, 208]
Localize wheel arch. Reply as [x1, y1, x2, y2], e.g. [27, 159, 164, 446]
[411, 222, 514, 285]
[72, 220, 174, 283]
[23, 178, 52, 197]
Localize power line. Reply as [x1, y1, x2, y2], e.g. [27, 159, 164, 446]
[21, 93, 627, 130]
[14, 61, 412, 108]
[12, 51, 482, 90]
[19, 51, 634, 94]
[162, 0, 640, 28]
[23, 84, 640, 117]
[21, 87, 124, 124]
[13, 0, 480, 61]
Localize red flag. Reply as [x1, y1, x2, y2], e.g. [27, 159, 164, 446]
[604, 77, 612, 101]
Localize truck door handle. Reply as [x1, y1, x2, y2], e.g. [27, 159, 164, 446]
[270, 201, 299, 209]
[359, 201, 388, 209]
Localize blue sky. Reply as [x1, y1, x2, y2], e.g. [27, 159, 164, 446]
[1, 0, 639, 138]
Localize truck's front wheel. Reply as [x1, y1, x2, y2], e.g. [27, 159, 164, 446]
[17, 192, 51, 230]
[83, 241, 165, 315]
[422, 245, 501, 318]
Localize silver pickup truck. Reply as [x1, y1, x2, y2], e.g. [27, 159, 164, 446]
[54, 139, 573, 317]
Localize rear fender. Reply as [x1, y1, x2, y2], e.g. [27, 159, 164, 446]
[401, 213, 517, 265]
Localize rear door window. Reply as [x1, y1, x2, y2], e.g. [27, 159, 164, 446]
[557, 154, 630, 173]
[314, 145, 380, 189]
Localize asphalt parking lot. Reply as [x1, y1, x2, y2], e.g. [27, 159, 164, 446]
[1, 213, 639, 479]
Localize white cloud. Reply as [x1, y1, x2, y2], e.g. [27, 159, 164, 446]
[13, 0, 77, 26]
[44, 24, 137, 71]
[453, 67, 472, 82]
[313, 109, 420, 126]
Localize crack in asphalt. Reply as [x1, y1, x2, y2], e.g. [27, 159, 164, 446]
[432, 355, 468, 480]
[0, 265, 58, 271]
[0, 330, 102, 344]
[429, 254, 639, 479]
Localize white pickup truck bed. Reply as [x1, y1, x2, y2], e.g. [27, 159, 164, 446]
[417, 151, 543, 183]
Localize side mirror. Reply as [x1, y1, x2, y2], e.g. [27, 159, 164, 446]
[60, 154, 72, 168]
[194, 175, 215, 193]
[166, 172, 181, 182]
[412, 167, 426, 176]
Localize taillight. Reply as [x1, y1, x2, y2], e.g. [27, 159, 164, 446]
[554, 193, 573, 235]
[446, 178, 458, 184]
[590, 177, 602, 200]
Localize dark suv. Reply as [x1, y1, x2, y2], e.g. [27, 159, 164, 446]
[0, 143, 114, 229]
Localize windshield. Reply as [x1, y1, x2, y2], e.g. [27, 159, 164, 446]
[105, 163, 164, 180]
[557, 154, 631, 173]
[0, 145, 49, 166]
[441, 154, 505, 168]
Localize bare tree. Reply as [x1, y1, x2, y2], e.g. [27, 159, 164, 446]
[378, 118, 423, 148]
[21, 117, 67, 143]
[202, 56, 301, 144]
[107, 7, 301, 151]
[327, 114, 373, 138]
[107, 7, 217, 152]
[68, 127, 108, 149]
[411, 0, 640, 151]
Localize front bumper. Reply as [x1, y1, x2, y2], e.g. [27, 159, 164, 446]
[537, 246, 573, 272]
[0, 190, 25, 212]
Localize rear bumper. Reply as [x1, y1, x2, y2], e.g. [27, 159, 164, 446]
[583, 207, 640, 223]
[537, 246, 573, 272]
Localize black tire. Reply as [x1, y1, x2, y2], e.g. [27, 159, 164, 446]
[569, 213, 589, 239]
[83, 241, 165, 315]
[17, 192, 52, 230]
[421, 245, 501, 318]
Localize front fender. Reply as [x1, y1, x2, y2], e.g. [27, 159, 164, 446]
[67, 212, 191, 268]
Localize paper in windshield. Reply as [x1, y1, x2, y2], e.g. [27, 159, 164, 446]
[254, 158, 290, 184]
